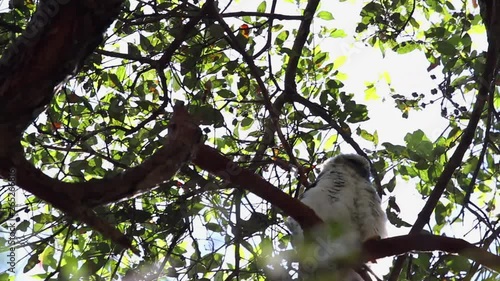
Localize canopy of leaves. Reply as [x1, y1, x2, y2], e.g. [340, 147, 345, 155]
[0, 0, 498, 280]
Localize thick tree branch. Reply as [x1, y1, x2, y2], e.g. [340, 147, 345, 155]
[364, 234, 500, 273]
[192, 144, 323, 230]
[0, 0, 124, 133]
[283, 0, 319, 92]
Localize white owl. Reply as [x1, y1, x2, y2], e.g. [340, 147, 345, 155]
[286, 154, 387, 281]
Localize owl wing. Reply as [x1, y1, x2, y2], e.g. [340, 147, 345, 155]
[355, 181, 387, 241]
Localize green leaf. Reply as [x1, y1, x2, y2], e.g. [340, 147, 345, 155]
[434, 201, 448, 226]
[326, 79, 344, 89]
[317, 11, 334, 20]
[17, 220, 30, 232]
[364, 84, 380, 100]
[435, 41, 456, 56]
[358, 129, 378, 145]
[241, 117, 254, 129]
[383, 142, 406, 156]
[357, 128, 374, 142]
[108, 73, 125, 92]
[385, 177, 396, 192]
[324, 134, 338, 150]
[217, 89, 235, 98]
[139, 34, 154, 51]
[127, 42, 141, 57]
[446, 256, 470, 272]
[394, 41, 419, 54]
[388, 196, 400, 212]
[257, 1, 266, 13]
[329, 28, 347, 38]
[275, 30, 289, 45]
[191, 105, 225, 128]
[205, 222, 224, 232]
[39, 246, 56, 268]
[334, 55, 347, 68]
[386, 209, 411, 227]
[24, 250, 42, 273]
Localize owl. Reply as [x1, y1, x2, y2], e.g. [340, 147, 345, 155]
[286, 154, 387, 281]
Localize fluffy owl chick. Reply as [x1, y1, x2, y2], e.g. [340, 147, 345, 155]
[322, 154, 387, 241]
[286, 154, 387, 280]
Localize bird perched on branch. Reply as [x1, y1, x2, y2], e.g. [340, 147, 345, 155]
[286, 154, 387, 281]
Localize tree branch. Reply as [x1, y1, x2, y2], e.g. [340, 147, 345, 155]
[0, 0, 124, 133]
[220, 11, 303, 21]
[364, 234, 500, 273]
[192, 144, 323, 230]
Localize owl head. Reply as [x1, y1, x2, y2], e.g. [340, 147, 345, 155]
[322, 154, 371, 180]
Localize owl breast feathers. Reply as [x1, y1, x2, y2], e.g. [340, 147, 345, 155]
[286, 154, 387, 280]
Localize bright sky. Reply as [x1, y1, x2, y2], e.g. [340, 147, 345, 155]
[0, 0, 491, 280]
